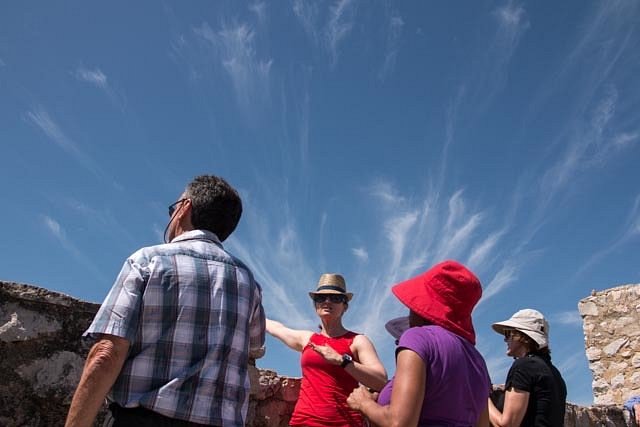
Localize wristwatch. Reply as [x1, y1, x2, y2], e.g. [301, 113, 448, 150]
[340, 353, 353, 368]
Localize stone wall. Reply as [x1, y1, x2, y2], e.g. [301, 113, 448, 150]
[578, 284, 640, 405]
[0, 280, 635, 426]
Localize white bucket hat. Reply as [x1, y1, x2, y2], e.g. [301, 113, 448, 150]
[491, 309, 549, 349]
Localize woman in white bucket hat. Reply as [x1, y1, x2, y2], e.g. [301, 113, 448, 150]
[488, 309, 567, 427]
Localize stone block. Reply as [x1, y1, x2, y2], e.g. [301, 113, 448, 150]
[579, 301, 599, 316]
[603, 338, 629, 356]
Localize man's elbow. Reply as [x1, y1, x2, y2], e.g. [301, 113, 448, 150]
[85, 337, 129, 372]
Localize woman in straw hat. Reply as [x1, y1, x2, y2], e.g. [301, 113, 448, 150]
[347, 260, 491, 427]
[266, 273, 387, 427]
[488, 309, 567, 427]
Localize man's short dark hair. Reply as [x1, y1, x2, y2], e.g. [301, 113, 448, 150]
[185, 175, 242, 241]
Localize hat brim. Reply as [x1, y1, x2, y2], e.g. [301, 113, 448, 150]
[308, 290, 353, 301]
[385, 317, 410, 340]
[492, 320, 548, 348]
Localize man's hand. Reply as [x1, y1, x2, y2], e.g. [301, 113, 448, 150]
[65, 335, 129, 427]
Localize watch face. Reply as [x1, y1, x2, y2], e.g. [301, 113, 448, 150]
[341, 354, 353, 367]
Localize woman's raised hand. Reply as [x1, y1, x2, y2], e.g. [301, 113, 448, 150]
[309, 342, 342, 365]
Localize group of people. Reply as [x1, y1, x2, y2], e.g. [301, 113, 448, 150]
[269, 263, 567, 427]
[65, 174, 567, 427]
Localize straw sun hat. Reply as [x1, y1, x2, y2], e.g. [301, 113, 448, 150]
[308, 273, 353, 301]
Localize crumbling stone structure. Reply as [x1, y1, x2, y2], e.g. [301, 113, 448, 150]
[0, 280, 635, 426]
[579, 284, 640, 406]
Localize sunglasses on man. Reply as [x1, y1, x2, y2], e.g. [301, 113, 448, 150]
[168, 199, 188, 217]
[312, 294, 347, 304]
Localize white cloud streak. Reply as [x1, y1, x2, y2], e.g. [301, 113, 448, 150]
[351, 247, 368, 262]
[550, 310, 583, 327]
[325, 0, 356, 67]
[41, 215, 109, 285]
[575, 194, 640, 277]
[249, 1, 268, 26]
[478, 262, 518, 306]
[25, 107, 109, 182]
[194, 22, 272, 114]
[292, 0, 320, 45]
[72, 66, 126, 111]
[74, 66, 108, 88]
[378, 11, 404, 81]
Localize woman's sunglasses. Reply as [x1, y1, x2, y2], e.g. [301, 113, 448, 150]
[312, 294, 347, 304]
[503, 329, 518, 339]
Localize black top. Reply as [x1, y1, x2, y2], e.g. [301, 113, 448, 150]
[505, 353, 567, 427]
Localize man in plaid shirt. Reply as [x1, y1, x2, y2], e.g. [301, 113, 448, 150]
[66, 175, 266, 426]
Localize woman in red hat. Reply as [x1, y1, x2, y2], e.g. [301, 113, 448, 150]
[267, 273, 388, 427]
[347, 260, 491, 427]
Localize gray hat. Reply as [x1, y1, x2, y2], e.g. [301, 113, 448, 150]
[385, 317, 410, 340]
[491, 309, 549, 349]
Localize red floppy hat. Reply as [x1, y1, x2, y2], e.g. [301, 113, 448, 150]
[391, 260, 482, 344]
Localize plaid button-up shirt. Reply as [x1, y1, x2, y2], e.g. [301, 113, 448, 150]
[86, 230, 266, 426]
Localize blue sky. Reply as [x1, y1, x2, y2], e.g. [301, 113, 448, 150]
[2, 1, 639, 405]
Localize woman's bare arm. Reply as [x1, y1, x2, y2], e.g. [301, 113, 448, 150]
[265, 318, 313, 352]
[348, 348, 425, 427]
[488, 388, 529, 427]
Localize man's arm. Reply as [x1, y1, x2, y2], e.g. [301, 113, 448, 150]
[65, 335, 130, 427]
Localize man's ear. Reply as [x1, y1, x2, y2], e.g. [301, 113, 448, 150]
[177, 199, 194, 229]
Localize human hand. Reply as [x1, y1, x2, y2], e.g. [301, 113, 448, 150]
[634, 403, 640, 425]
[309, 342, 342, 365]
[347, 385, 377, 411]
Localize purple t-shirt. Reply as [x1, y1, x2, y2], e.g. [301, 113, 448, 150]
[377, 325, 490, 426]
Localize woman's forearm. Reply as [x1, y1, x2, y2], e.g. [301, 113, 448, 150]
[344, 362, 388, 391]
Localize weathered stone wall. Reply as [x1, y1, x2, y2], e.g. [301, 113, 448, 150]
[579, 284, 640, 405]
[0, 280, 636, 426]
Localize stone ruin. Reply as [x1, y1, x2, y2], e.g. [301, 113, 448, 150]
[1, 280, 638, 426]
[579, 284, 640, 406]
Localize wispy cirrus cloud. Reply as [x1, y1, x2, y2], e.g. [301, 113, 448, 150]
[378, 11, 403, 81]
[72, 66, 126, 111]
[249, 1, 268, 26]
[478, 262, 519, 306]
[325, 0, 356, 67]
[292, 0, 320, 45]
[550, 310, 583, 327]
[467, 0, 529, 113]
[25, 107, 109, 182]
[194, 22, 273, 114]
[574, 194, 640, 278]
[74, 66, 108, 88]
[540, 86, 635, 205]
[41, 215, 109, 285]
[61, 197, 138, 250]
[291, 0, 357, 68]
[351, 247, 368, 262]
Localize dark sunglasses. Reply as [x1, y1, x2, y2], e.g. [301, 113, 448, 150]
[503, 329, 517, 339]
[168, 199, 188, 217]
[312, 294, 347, 304]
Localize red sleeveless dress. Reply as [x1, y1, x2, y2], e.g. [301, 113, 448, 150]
[289, 331, 363, 427]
